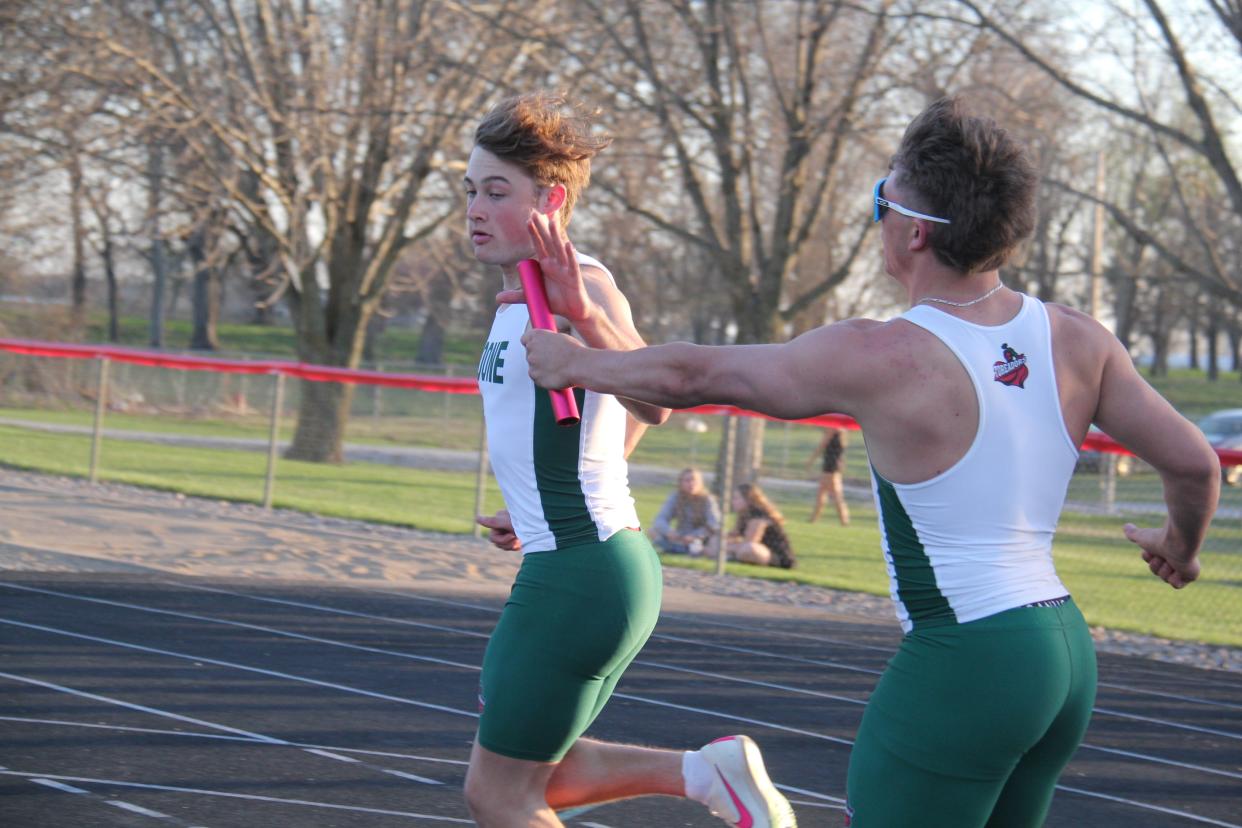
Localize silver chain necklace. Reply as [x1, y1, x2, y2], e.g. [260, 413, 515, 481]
[918, 282, 1004, 308]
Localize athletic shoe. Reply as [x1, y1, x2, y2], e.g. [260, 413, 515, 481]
[698, 735, 797, 827]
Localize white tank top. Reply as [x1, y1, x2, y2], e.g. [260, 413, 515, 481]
[477, 253, 639, 554]
[872, 294, 1078, 632]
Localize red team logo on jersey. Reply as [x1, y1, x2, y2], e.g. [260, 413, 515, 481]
[992, 342, 1029, 388]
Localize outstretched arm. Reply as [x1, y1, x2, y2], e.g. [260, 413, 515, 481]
[523, 318, 877, 423]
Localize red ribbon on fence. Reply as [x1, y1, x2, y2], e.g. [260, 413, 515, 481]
[0, 337, 478, 394]
[3, 337, 1240, 466]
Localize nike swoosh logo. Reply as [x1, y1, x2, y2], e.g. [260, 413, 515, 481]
[717, 767, 753, 828]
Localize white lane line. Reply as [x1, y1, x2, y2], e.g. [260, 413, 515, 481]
[0, 675, 458, 789]
[638, 660, 867, 706]
[0, 581, 481, 671]
[32, 778, 90, 794]
[658, 610, 897, 653]
[1080, 743, 1242, 781]
[1090, 706, 1242, 742]
[383, 769, 444, 785]
[0, 617, 478, 721]
[1095, 681, 1242, 713]
[32, 776, 205, 826]
[0, 716, 469, 766]
[2, 580, 872, 708]
[775, 783, 847, 804]
[107, 799, 172, 818]
[612, 692, 854, 746]
[305, 749, 359, 763]
[157, 580, 1242, 745]
[0, 672, 284, 744]
[1, 770, 473, 823]
[364, 583, 1242, 711]
[163, 581, 491, 639]
[1056, 784, 1242, 828]
[786, 799, 846, 810]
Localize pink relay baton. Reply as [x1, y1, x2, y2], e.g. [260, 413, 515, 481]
[517, 258, 580, 426]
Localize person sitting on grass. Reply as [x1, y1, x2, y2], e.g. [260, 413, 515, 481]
[650, 467, 721, 557]
[726, 482, 796, 569]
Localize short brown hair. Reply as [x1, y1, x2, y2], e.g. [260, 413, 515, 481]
[473, 93, 612, 228]
[891, 97, 1037, 274]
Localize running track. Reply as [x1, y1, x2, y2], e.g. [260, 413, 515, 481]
[1, 521, 1239, 825]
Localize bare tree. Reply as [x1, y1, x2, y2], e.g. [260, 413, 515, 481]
[946, 0, 1242, 312]
[60, 0, 546, 461]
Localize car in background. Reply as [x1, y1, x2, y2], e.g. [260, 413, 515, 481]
[1197, 409, 1242, 486]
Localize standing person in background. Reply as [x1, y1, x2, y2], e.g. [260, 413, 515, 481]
[465, 92, 796, 828]
[726, 482, 796, 569]
[521, 96, 1219, 827]
[650, 467, 721, 556]
[806, 427, 851, 525]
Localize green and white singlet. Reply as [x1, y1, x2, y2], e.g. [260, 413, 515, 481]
[848, 294, 1097, 827]
[871, 294, 1077, 632]
[477, 253, 640, 553]
[474, 254, 661, 763]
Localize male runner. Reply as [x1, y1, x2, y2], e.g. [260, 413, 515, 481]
[521, 96, 1220, 826]
[463, 93, 796, 828]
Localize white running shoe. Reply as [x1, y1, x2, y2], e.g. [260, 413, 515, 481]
[698, 735, 797, 827]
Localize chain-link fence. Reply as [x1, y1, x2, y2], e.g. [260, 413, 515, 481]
[1, 342, 1239, 648]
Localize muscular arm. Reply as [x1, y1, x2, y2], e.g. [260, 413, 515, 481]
[523, 319, 880, 422]
[1090, 329, 1220, 587]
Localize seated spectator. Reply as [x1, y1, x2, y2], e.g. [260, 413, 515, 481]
[726, 482, 796, 569]
[649, 468, 721, 556]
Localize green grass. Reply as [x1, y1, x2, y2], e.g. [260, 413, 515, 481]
[1146, 368, 1242, 419]
[2, 423, 1238, 647]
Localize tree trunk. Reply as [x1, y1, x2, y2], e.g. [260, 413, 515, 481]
[67, 141, 87, 328]
[147, 140, 167, 348]
[1188, 312, 1199, 370]
[285, 379, 356, 464]
[1227, 314, 1241, 375]
[415, 312, 445, 366]
[1207, 305, 1220, 381]
[187, 225, 219, 351]
[102, 235, 119, 342]
[1149, 328, 1170, 377]
[715, 413, 765, 493]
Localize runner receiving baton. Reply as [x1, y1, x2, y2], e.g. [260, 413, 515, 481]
[523, 97, 1219, 827]
[465, 92, 796, 828]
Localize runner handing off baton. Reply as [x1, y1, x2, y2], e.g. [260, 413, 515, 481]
[524, 96, 1219, 827]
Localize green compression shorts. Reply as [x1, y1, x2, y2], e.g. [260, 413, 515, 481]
[476, 529, 663, 763]
[845, 598, 1097, 827]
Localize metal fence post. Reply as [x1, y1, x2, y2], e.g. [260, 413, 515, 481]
[715, 414, 738, 576]
[442, 365, 454, 424]
[473, 411, 489, 538]
[372, 362, 382, 422]
[263, 372, 286, 509]
[88, 357, 110, 484]
[1101, 452, 1118, 514]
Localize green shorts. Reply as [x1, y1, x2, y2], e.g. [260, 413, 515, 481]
[476, 529, 663, 762]
[845, 598, 1097, 827]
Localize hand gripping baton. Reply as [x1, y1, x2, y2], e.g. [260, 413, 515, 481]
[517, 258, 580, 426]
